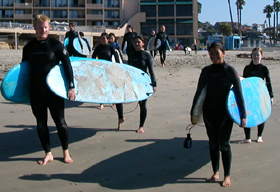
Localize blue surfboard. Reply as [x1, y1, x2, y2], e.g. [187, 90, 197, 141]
[227, 77, 271, 127]
[1, 61, 31, 103]
[46, 58, 154, 103]
[64, 37, 69, 48]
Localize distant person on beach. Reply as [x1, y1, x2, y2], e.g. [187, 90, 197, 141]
[148, 30, 157, 58]
[79, 31, 91, 57]
[92, 32, 124, 129]
[238, 47, 274, 144]
[64, 22, 82, 56]
[121, 25, 137, 63]
[155, 25, 169, 67]
[128, 36, 157, 133]
[190, 42, 247, 187]
[22, 14, 76, 165]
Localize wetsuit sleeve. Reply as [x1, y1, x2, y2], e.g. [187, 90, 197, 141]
[263, 66, 274, 98]
[154, 34, 159, 47]
[242, 65, 250, 77]
[92, 45, 99, 58]
[226, 65, 246, 119]
[146, 53, 157, 87]
[121, 34, 126, 51]
[22, 44, 29, 62]
[190, 68, 207, 116]
[56, 42, 75, 89]
[65, 32, 69, 39]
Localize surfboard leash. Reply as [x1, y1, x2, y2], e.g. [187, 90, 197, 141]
[109, 103, 139, 114]
[184, 123, 204, 149]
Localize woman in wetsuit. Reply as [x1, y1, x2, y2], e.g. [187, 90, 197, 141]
[190, 42, 247, 187]
[22, 14, 76, 165]
[129, 36, 157, 133]
[239, 47, 274, 144]
[92, 32, 124, 129]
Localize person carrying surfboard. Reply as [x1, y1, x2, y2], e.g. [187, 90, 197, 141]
[238, 47, 274, 144]
[64, 22, 83, 56]
[147, 30, 157, 58]
[190, 42, 247, 187]
[121, 25, 137, 64]
[22, 14, 76, 165]
[92, 32, 124, 129]
[108, 32, 124, 63]
[155, 25, 169, 67]
[129, 36, 157, 133]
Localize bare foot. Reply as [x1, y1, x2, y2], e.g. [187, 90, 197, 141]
[63, 149, 73, 164]
[118, 118, 125, 130]
[37, 152, 54, 165]
[137, 127, 145, 133]
[97, 104, 104, 110]
[222, 176, 231, 187]
[206, 172, 219, 182]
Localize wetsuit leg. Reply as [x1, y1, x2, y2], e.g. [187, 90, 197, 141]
[139, 100, 147, 127]
[257, 123, 265, 137]
[47, 93, 69, 151]
[116, 103, 123, 119]
[204, 112, 233, 176]
[158, 49, 164, 64]
[30, 92, 51, 153]
[244, 127, 251, 139]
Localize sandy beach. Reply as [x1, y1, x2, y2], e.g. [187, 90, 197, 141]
[0, 48, 280, 191]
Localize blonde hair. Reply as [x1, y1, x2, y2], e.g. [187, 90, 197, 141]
[34, 14, 50, 26]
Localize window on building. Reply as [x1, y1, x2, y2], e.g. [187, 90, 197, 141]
[39, 10, 50, 17]
[158, 5, 174, 17]
[69, 10, 78, 18]
[104, 0, 119, 7]
[176, 4, 192, 16]
[15, 10, 25, 14]
[52, 0, 67, 7]
[92, 21, 102, 26]
[92, 10, 102, 14]
[92, 0, 103, 3]
[141, 19, 156, 36]
[51, 10, 67, 18]
[104, 10, 119, 18]
[104, 21, 119, 26]
[40, 0, 49, 7]
[140, 5, 156, 17]
[177, 22, 193, 35]
[2, 0, 13, 6]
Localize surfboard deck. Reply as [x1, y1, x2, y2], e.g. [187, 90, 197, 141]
[46, 58, 154, 103]
[191, 87, 206, 124]
[147, 37, 157, 51]
[111, 49, 123, 64]
[64, 37, 69, 48]
[227, 77, 271, 127]
[73, 37, 90, 56]
[1, 61, 31, 103]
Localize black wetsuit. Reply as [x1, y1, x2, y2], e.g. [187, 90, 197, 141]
[129, 50, 157, 127]
[92, 43, 122, 118]
[191, 62, 246, 176]
[242, 63, 274, 139]
[155, 31, 169, 64]
[65, 30, 83, 56]
[22, 37, 74, 153]
[121, 31, 137, 63]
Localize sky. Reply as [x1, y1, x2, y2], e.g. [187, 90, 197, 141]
[198, 0, 275, 26]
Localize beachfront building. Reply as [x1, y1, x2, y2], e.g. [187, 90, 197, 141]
[0, 0, 201, 47]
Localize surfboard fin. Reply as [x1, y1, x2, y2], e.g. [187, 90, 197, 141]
[146, 92, 153, 96]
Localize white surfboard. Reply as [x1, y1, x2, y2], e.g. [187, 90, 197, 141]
[73, 37, 90, 56]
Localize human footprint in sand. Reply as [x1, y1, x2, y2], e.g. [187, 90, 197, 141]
[22, 14, 76, 165]
[190, 42, 247, 187]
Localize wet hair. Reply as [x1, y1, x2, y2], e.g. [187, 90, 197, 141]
[100, 32, 109, 39]
[208, 42, 225, 53]
[250, 47, 263, 65]
[127, 25, 133, 29]
[79, 32, 84, 37]
[69, 22, 75, 27]
[133, 36, 146, 46]
[34, 14, 50, 25]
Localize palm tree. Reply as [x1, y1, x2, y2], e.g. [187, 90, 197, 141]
[236, 0, 246, 37]
[227, 0, 234, 34]
[264, 5, 274, 45]
[274, 1, 280, 43]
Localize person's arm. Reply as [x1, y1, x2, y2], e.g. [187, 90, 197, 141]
[146, 52, 156, 89]
[263, 65, 274, 98]
[92, 45, 99, 58]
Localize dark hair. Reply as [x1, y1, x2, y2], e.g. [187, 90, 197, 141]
[127, 25, 133, 29]
[79, 32, 84, 37]
[109, 33, 116, 38]
[69, 22, 75, 27]
[208, 42, 225, 53]
[100, 32, 109, 39]
[133, 36, 145, 45]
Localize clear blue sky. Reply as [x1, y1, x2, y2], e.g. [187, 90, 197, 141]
[198, 0, 275, 26]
